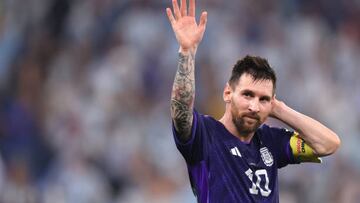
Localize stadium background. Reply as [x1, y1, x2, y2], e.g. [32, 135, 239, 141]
[0, 0, 359, 202]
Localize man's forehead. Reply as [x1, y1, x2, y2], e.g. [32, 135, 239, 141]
[236, 74, 274, 95]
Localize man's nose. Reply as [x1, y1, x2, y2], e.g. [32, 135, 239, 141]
[248, 99, 260, 112]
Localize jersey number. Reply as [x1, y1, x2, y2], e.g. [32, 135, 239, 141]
[245, 168, 271, 197]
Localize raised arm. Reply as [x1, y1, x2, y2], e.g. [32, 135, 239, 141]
[167, 0, 207, 142]
[271, 98, 341, 157]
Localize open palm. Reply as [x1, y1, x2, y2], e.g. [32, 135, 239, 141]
[166, 0, 207, 52]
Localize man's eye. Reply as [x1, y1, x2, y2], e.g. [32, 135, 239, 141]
[260, 97, 270, 102]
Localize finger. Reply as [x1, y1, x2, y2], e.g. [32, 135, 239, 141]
[189, 0, 195, 17]
[180, 0, 187, 16]
[199, 11, 207, 29]
[172, 0, 181, 19]
[166, 8, 176, 26]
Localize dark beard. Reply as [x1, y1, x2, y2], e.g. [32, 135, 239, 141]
[232, 115, 261, 135]
[230, 99, 262, 136]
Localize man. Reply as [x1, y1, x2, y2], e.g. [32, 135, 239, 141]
[166, 0, 341, 202]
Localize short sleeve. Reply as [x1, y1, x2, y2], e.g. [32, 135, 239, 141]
[172, 109, 209, 165]
[261, 125, 299, 168]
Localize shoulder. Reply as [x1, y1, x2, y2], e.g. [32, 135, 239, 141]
[257, 124, 273, 137]
[257, 124, 294, 142]
[194, 109, 218, 126]
[258, 124, 292, 135]
[194, 110, 229, 139]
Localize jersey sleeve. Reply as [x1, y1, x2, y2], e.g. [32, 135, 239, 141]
[261, 125, 299, 168]
[264, 125, 321, 168]
[172, 109, 209, 165]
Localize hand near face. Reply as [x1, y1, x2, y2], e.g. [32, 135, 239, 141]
[270, 96, 284, 119]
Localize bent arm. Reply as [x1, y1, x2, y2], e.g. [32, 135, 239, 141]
[271, 100, 341, 156]
[171, 51, 195, 142]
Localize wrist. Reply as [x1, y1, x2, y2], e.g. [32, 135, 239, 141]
[179, 46, 197, 55]
[271, 100, 286, 119]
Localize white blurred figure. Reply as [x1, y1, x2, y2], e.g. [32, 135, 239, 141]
[42, 150, 110, 203]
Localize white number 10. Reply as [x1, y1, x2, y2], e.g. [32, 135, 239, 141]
[245, 168, 271, 197]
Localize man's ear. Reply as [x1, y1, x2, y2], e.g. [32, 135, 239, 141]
[223, 83, 232, 103]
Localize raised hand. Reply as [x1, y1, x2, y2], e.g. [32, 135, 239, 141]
[166, 0, 207, 54]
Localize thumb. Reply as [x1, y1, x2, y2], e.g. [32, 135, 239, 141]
[199, 11, 208, 29]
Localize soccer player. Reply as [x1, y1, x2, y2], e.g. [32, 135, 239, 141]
[166, 0, 341, 202]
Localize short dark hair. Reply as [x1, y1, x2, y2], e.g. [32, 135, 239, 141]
[228, 55, 276, 93]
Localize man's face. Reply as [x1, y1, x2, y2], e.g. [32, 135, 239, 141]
[228, 74, 274, 135]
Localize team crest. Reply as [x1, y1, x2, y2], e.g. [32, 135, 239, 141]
[260, 147, 273, 167]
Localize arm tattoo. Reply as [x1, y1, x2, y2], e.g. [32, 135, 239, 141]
[171, 52, 195, 141]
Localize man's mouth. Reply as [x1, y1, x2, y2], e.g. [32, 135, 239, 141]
[243, 114, 259, 121]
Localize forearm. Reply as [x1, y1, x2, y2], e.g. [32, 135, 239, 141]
[171, 51, 196, 141]
[272, 101, 340, 156]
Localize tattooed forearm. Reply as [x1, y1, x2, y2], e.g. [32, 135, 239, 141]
[171, 99, 193, 141]
[171, 52, 195, 141]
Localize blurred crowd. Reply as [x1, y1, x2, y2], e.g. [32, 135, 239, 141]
[0, 0, 359, 202]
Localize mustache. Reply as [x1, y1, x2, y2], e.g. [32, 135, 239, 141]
[242, 112, 260, 120]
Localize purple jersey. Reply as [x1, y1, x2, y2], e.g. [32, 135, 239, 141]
[173, 110, 299, 203]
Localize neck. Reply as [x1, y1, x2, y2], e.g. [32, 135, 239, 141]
[219, 113, 255, 143]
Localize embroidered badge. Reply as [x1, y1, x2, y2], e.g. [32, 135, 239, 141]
[260, 147, 273, 167]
